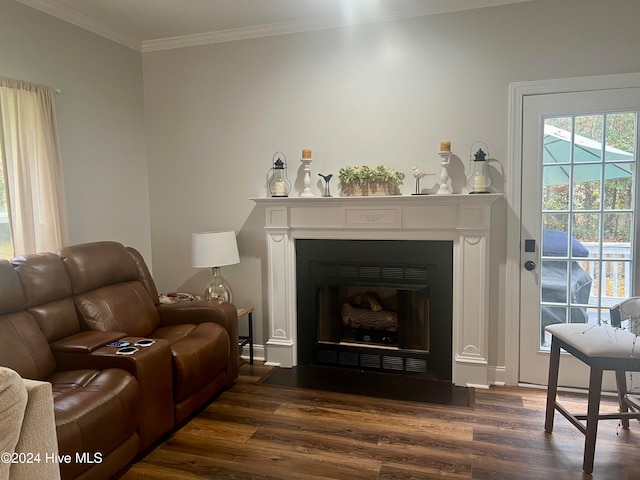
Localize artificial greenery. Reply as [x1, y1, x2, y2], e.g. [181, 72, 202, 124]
[338, 165, 405, 186]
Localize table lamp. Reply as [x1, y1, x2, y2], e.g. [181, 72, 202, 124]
[191, 231, 240, 303]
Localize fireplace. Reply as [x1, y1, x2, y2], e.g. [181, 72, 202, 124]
[251, 194, 501, 387]
[296, 239, 452, 380]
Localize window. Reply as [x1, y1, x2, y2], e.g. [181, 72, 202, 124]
[0, 153, 11, 259]
[0, 78, 68, 258]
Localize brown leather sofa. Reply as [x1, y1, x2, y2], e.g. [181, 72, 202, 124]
[0, 241, 239, 479]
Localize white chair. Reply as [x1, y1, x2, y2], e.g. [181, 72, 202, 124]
[544, 297, 640, 474]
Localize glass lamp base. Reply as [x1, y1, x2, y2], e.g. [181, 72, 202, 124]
[202, 267, 232, 304]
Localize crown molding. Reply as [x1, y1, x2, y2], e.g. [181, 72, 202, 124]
[17, 0, 142, 51]
[140, 7, 433, 53]
[18, 0, 533, 53]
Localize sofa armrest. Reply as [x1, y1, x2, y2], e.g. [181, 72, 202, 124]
[49, 331, 127, 353]
[0, 367, 28, 480]
[157, 301, 234, 327]
[12, 378, 61, 480]
[0, 367, 61, 480]
[157, 301, 239, 383]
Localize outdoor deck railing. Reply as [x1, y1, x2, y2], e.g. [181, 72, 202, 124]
[580, 242, 631, 303]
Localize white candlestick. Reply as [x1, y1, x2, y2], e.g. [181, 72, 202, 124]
[300, 158, 314, 197]
[437, 151, 452, 195]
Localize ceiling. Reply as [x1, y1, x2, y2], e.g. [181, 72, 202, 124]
[16, 0, 534, 52]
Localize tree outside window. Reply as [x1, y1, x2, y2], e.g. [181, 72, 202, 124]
[0, 156, 12, 260]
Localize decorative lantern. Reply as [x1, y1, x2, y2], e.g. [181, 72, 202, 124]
[467, 144, 493, 194]
[268, 152, 291, 197]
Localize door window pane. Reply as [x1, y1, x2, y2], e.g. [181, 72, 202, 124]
[573, 115, 603, 163]
[604, 164, 634, 209]
[539, 112, 637, 347]
[542, 213, 569, 237]
[544, 117, 573, 164]
[605, 113, 636, 162]
[541, 261, 568, 302]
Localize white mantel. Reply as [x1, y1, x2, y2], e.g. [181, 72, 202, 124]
[251, 194, 502, 387]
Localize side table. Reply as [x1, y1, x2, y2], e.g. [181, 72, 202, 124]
[237, 307, 254, 365]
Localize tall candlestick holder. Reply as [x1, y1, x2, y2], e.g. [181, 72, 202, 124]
[300, 150, 314, 197]
[437, 150, 452, 195]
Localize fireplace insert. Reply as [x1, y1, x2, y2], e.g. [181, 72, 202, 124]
[296, 239, 453, 380]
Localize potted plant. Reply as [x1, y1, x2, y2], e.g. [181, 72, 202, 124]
[338, 165, 405, 196]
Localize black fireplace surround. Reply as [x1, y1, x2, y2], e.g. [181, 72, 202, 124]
[296, 239, 453, 381]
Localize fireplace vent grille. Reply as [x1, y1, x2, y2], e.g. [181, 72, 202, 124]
[382, 356, 404, 371]
[405, 268, 430, 281]
[318, 349, 337, 364]
[405, 358, 428, 373]
[337, 265, 358, 277]
[317, 347, 428, 374]
[339, 351, 358, 366]
[360, 266, 382, 278]
[360, 353, 381, 369]
[381, 267, 403, 279]
[317, 262, 430, 282]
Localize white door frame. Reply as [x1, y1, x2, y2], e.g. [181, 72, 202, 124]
[505, 72, 640, 386]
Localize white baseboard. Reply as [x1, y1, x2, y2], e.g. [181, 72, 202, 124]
[240, 343, 265, 363]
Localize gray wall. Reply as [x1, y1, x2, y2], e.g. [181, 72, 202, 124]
[0, 0, 151, 261]
[142, 0, 640, 366]
[3, 0, 640, 373]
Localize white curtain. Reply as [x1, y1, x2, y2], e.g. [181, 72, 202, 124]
[0, 78, 68, 256]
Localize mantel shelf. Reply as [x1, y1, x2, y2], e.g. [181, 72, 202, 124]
[251, 193, 503, 206]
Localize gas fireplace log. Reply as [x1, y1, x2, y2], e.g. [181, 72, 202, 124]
[348, 292, 383, 312]
[341, 304, 398, 331]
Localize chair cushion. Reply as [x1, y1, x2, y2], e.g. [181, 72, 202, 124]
[0, 312, 57, 381]
[152, 323, 230, 402]
[12, 253, 81, 343]
[58, 241, 139, 295]
[546, 323, 640, 359]
[50, 369, 140, 478]
[74, 281, 160, 336]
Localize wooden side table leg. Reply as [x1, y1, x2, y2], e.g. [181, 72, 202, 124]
[248, 311, 254, 365]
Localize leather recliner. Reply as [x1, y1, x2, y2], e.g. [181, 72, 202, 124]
[57, 241, 239, 424]
[0, 257, 141, 480]
[0, 241, 239, 479]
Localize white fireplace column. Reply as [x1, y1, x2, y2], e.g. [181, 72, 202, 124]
[456, 216, 492, 388]
[253, 194, 502, 387]
[263, 210, 297, 367]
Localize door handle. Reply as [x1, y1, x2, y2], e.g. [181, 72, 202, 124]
[524, 260, 536, 271]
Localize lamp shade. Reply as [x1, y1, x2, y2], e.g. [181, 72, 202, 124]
[191, 231, 240, 268]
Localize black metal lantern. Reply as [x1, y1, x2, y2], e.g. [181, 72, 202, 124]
[268, 152, 291, 197]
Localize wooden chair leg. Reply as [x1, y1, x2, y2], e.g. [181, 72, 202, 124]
[615, 369, 630, 429]
[583, 366, 603, 475]
[545, 337, 561, 433]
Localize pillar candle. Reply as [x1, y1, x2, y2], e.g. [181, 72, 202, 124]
[472, 175, 487, 190]
[302, 149, 312, 159]
[440, 142, 451, 152]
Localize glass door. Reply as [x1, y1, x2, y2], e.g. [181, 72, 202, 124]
[520, 88, 640, 387]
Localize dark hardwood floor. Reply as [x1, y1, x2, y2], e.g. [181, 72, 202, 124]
[121, 363, 639, 479]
